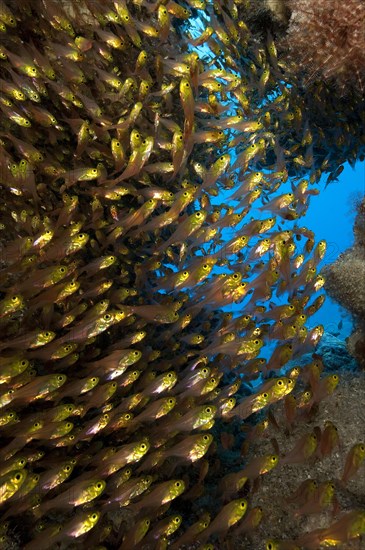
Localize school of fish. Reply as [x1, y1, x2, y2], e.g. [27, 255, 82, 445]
[0, 0, 364, 548]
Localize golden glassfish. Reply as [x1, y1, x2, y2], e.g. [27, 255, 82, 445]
[197, 498, 248, 543]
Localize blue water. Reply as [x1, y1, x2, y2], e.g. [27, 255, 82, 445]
[175, 13, 365, 354]
[302, 161, 365, 337]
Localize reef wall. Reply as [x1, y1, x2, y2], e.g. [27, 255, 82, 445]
[324, 197, 365, 368]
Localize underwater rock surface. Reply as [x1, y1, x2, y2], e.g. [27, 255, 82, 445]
[324, 197, 365, 368]
[285, 332, 361, 373]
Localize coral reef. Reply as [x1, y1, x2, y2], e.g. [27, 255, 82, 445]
[285, 0, 365, 96]
[324, 197, 365, 367]
[0, 0, 363, 549]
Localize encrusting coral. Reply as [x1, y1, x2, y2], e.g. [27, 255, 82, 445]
[285, 0, 365, 96]
[324, 197, 365, 368]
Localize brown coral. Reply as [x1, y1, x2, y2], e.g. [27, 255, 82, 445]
[286, 0, 365, 95]
[323, 197, 365, 367]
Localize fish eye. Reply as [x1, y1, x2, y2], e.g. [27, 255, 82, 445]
[175, 481, 181, 487]
[19, 459, 26, 465]
[96, 482, 103, 488]
[57, 375, 64, 381]
[254, 340, 259, 344]
[205, 407, 211, 413]
[65, 465, 71, 472]
[203, 435, 209, 441]
[91, 514, 98, 519]
[140, 444, 147, 450]
[15, 473, 22, 481]
[91, 377, 97, 382]
[11, 296, 18, 301]
[9, 412, 15, 418]
[277, 379, 283, 386]
[103, 314, 111, 320]
[34, 422, 41, 428]
[263, 392, 268, 398]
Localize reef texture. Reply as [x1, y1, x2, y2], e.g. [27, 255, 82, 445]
[286, 0, 365, 96]
[324, 197, 365, 368]
[0, 0, 364, 549]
